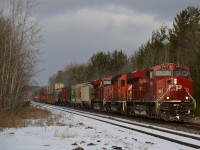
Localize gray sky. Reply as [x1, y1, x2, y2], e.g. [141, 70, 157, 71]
[34, 0, 200, 86]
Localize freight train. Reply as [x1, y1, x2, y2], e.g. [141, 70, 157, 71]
[36, 63, 196, 121]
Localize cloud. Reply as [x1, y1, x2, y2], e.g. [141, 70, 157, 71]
[42, 6, 170, 53]
[36, 5, 173, 85]
[36, 0, 200, 21]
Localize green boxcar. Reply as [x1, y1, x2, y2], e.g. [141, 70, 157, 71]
[71, 85, 77, 106]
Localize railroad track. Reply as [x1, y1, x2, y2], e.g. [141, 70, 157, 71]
[83, 107, 200, 134]
[116, 113, 200, 134]
[32, 101, 200, 149]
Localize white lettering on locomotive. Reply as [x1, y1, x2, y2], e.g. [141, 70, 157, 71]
[169, 85, 182, 91]
[128, 85, 132, 91]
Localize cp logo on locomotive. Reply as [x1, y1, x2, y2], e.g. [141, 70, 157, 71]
[169, 85, 182, 91]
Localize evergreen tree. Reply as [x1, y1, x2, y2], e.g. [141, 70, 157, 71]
[169, 6, 200, 106]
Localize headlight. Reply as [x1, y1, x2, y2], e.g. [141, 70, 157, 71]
[166, 96, 170, 100]
[185, 96, 189, 100]
[174, 78, 177, 85]
[158, 89, 163, 94]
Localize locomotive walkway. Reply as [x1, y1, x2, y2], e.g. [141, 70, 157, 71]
[32, 101, 200, 149]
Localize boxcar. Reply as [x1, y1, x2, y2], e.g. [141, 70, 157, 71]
[60, 87, 71, 106]
[47, 83, 64, 104]
[81, 82, 93, 108]
[76, 83, 85, 107]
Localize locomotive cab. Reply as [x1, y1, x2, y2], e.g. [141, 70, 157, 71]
[91, 79, 103, 110]
[153, 63, 196, 121]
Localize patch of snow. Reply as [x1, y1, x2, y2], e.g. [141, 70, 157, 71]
[0, 108, 197, 150]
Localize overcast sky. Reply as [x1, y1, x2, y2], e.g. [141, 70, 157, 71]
[33, 0, 200, 86]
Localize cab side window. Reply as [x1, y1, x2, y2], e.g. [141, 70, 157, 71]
[121, 80, 125, 87]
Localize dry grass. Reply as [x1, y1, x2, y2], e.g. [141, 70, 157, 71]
[0, 103, 84, 131]
[0, 105, 51, 128]
[21, 106, 51, 119]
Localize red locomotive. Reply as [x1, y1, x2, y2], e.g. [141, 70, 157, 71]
[38, 63, 196, 121]
[102, 63, 196, 121]
[126, 63, 196, 121]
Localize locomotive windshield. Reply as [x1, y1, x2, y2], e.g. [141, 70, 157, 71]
[155, 70, 172, 76]
[103, 80, 111, 85]
[174, 70, 189, 77]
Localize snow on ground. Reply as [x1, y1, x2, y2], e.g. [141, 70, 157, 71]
[0, 107, 197, 150]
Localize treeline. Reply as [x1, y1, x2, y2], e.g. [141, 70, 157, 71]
[49, 50, 130, 86]
[0, 0, 41, 114]
[50, 6, 200, 106]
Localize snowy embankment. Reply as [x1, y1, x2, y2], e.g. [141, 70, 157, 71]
[0, 105, 198, 150]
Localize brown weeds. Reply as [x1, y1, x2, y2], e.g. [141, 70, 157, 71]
[0, 105, 51, 128]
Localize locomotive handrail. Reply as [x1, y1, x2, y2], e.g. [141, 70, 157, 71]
[185, 88, 196, 109]
[156, 87, 170, 102]
[156, 87, 196, 109]
[103, 91, 112, 101]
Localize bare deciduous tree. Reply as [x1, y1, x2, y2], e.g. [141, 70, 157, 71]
[0, 0, 42, 113]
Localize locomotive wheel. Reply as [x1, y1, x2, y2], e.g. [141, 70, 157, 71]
[104, 103, 111, 112]
[161, 112, 170, 121]
[129, 107, 135, 116]
[126, 107, 130, 115]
